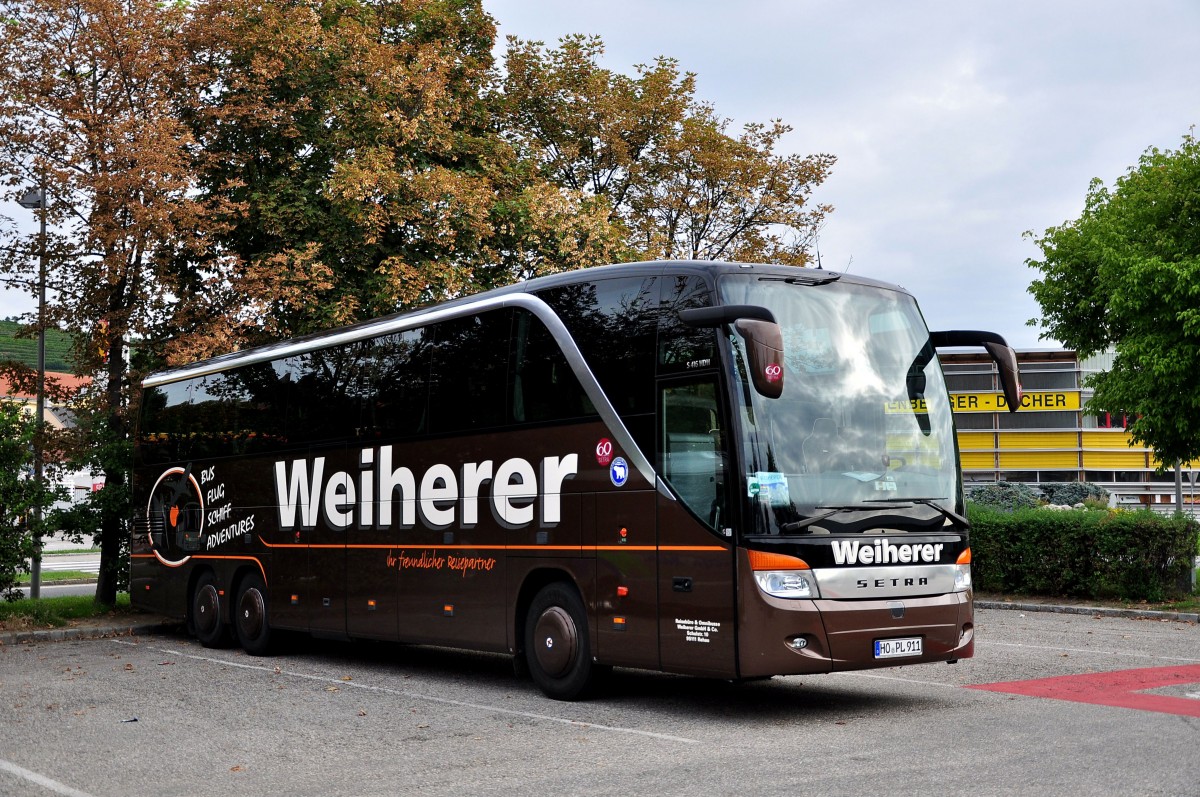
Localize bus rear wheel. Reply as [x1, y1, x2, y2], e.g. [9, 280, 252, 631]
[191, 572, 231, 648]
[525, 583, 601, 701]
[233, 572, 274, 656]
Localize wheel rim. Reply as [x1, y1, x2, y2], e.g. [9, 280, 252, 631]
[237, 586, 266, 641]
[532, 606, 578, 678]
[194, 584, 219, 636]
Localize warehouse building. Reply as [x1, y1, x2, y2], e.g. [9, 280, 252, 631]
[939, 349, 1198, 512]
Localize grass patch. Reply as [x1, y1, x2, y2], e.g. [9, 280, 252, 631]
[1147, 595, 1200, 614]
[0, 593, 135, 631]
[976, 590, 1200, 615]
[18, 570, 95, 584]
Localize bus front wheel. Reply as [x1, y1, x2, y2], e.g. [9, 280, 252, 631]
[191, 572, 231, 648]
[525, 583, 601, 701]
[233, 572, 274, 656]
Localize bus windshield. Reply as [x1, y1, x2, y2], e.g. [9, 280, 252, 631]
[719, 274, 959, 535]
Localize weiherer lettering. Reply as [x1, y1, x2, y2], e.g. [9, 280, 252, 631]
[273, 447, 578, 531]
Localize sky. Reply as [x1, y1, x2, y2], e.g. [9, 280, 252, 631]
[2, 1, 1197, 349]
[482, 0, 1200, 348]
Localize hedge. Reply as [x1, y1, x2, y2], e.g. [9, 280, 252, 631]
[967, 503, 1200, 602]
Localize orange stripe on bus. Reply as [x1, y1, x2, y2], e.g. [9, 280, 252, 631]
[191, 555, 268, 585]
[253, 540, 727, 553]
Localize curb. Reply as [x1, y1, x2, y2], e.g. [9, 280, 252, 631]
[976, 600, 1199, 624]
[0, 620, 182, 648]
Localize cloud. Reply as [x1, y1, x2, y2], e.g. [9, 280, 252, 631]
[480, 0, 1198, 348]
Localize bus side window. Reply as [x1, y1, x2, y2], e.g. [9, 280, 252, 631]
[369, 328, 431, 439]
[660, 380, 727, 530]
[428, 310, 512, 434]
[538, 276, 659, 418]
[658, 275, 716, 374]
[510, 309, 597, 424]
[140, 368, 292, 462]
[137, 382, 188, 465]
[283, 346, 374, 446]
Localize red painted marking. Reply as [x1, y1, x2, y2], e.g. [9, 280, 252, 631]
[967, 664, 1200, 717]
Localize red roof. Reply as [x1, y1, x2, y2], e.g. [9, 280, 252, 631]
[0, 371, 90, 401]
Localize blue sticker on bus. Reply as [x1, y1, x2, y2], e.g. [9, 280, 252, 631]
[610, 457, 629, 487]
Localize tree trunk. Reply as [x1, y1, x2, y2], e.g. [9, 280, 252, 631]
[94, 339, 127, 607]
[94, 467, 124, 606]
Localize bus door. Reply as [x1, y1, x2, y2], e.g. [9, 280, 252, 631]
[656, 378, 738, 677]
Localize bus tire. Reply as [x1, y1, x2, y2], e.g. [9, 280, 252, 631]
[191, 572, 232, 648]
[233, 572, 274, 656]
[525, 582, 599, 701]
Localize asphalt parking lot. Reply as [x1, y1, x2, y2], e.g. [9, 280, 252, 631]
[1, 607, 1197, 797]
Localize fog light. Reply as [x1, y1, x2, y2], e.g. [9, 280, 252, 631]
[787, 636, 808, 650]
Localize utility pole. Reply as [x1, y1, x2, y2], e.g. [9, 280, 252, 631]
[18, 180, 47, 599]
[1175, 461, 1184, 516]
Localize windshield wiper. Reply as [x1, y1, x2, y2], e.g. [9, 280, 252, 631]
[779, 503, 899, 533]
[758, 272, 842, 287]
[779, 509, 842, 533]
[865, 497, 968, 527]
[778, 499, 966, 534]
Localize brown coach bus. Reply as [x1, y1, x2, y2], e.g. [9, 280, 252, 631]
[132, 260, 1022, 700]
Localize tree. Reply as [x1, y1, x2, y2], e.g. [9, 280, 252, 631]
[181, 0, 625, 354]
[0, 0, 230, 604]
[626, 109, 835, 263]
[1027, 132, 1200, 466]
[499, 35, 836, 265]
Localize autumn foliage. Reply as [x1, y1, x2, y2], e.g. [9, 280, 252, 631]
[0, 0, 834, 602]
[500, 35, 835, 265]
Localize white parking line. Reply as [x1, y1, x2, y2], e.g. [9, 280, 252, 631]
[111, 640, 699, 744]
[982, 640, 1200, 664]
[835, 670, 959, 688]
[0, 758, 96, 797]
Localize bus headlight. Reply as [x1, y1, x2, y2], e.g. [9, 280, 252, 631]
[754, 569, 819, 599]
[748, 550, 820, 599]
[954, 548, 972, 592]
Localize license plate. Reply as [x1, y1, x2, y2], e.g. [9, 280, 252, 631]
[874, 636, 922, 659]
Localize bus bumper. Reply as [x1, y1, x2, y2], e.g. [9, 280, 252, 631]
[737, 582, 974, 678]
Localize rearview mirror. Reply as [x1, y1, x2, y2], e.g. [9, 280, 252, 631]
[734, 319, 785, 399]
[678, 305, 785, 399]
[930, 330, 1023, 412]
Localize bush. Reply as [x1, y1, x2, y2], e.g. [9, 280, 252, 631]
[968, 503, 1199, 602]
[0, 402, 63, 601]
[967, 482, 1041, 511]
[1040, 482, 1110, 506]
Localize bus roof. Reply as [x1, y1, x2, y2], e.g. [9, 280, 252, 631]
[143, 260, 909, 387]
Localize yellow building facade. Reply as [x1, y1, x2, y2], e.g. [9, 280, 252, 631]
[940, 350, 1198, 510]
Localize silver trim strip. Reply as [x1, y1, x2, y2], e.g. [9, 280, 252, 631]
[813, 565, 957, 600]
[142, 293, 665, 493]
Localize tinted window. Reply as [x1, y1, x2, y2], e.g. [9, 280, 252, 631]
[510, 308, 596, 424]
[140, 292, 647, 465]
[428, 310, 512, 434]
[137, 363, 292, 463]
[539, 277, 659, 417]
[658, 275, 716, 374]
[368, 328, 431, 439]
[283, 343, 376, 445]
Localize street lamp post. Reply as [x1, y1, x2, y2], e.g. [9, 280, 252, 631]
[18, 182, 47, 600]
